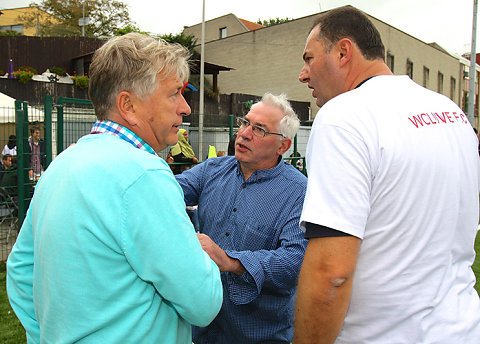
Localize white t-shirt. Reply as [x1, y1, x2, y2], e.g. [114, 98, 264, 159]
[301, 75, 480, 343]
[2, 144, 16, 156]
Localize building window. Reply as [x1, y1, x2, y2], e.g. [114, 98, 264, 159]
[423, 66, 429, 88]
[450, 77, 456, 100]
[219, 27, 227, 39]
[437, 72, 444, 94]
[386, 52, 394, 73]
[0, 24, 23, 34]
[406, 59, 413, 79]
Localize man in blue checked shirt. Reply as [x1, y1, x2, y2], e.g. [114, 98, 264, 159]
[176, 93, 308, 344]
[7, 33, 222, 344]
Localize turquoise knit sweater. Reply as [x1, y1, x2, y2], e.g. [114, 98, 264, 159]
[7, 133, 222, 343]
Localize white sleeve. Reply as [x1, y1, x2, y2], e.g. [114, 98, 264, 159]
[300, 124, 372, 239]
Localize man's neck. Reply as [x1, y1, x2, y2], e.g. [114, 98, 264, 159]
[346, 59, 393, 92]
[239, 156, 281, 181]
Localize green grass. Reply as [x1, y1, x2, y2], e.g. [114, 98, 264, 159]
[0, 232, 478, 343]
[473, 230, 480, 295]
[0, 262, 26, 344]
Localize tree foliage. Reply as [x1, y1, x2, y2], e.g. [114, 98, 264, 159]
[0, 30, 23, 36]
[114, 24, 148, 36]
[18, 0, 133, 37]
[256, 17, 292, 26]
[158, 33, 199, 59]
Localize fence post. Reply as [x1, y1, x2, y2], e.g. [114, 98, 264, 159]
[293, 134, 298, 156]
[57, 97, 64, 155]
[44, 95, 53, 168]
[229, 114, 234, 138]
[15, 100, 29, 224]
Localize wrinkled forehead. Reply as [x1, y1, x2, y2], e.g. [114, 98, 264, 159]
[246, 103, 283, 128]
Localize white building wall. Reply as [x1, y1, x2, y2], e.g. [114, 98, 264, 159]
[188, 8, 462, 118]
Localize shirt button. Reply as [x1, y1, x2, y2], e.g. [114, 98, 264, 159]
[225, 232, 230, 236]
[242, 184, 246, 188]
[233, 208, 237, 212]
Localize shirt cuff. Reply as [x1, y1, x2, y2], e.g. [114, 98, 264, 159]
[304, 222, 352, 239]
[225, 250, 264, 305]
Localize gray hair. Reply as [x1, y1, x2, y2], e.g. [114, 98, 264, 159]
[88, 32, 191, 120]
[251, 93, 300, 139]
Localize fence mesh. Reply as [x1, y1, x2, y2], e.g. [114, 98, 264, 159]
[0, 98, 306, 261]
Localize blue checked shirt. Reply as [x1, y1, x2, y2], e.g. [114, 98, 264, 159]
[176, 156, 308, 344]
[90, 120, 157, 156]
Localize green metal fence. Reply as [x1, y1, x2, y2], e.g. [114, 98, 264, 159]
[0, 96, 305, 260]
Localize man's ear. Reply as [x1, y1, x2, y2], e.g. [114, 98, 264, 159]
[277, 137, 292, 156]
[116, 91, 138, 126]
[336, 38, 353, 67]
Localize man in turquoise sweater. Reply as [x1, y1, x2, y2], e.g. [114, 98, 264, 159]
[6, 33, 222, 344]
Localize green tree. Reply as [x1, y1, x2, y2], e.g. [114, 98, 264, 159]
[0, 30, 23, 36]
[159, 33, 198, 56]
[256, 17, 292, 26]
[114, 24, 149, 36]
[18, 0, 133, 37]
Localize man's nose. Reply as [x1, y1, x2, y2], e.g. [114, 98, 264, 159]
[299, 65, 309, 83]
[239, 123, 254, 139]
[178, 94, 191, 116]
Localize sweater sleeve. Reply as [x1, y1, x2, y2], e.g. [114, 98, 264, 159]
[6, 208, 40, 343]
[121, 169, 222, 326]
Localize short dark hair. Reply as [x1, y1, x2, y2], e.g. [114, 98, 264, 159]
[311, 6, 385, 61]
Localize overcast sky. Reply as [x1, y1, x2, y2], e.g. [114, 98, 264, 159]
[1, 0, 477, 55]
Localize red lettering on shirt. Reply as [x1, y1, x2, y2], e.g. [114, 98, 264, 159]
[457, 112, 468, 124]
[408, 115, 424, 128]
[408, 110, 468, 128]
[420, 113, 432, 125]
[444, 112, 454, 123]
[433, 112, 447, 123]
[425, 113, 437, 124]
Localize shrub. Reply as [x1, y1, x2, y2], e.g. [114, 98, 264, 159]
[71, 75, 89, 88]
[0, 70, 5, 76]
[19, 65, 37, 75]
[49, 66, 68, 76]
[13, 69, 34, 84]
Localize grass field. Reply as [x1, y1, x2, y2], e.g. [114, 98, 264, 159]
[0, 232, 479, 343]
[0, 262, 27, 344]
[473, 230, 480, 293]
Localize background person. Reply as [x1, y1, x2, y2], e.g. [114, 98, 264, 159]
[7, 32, 222, 344]
[1, 155, 19, 199]
[294, 6, 480, 344]
[169, 128, 198, 174]
[176, 93, 308, 344]
[2, 135, 16, 156]
[27, 127, 45, 180]
[0, 154, 12, 184]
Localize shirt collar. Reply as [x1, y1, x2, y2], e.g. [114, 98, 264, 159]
[90, 120, 157, 156]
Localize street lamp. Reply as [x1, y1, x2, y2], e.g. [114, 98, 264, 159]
[78, 0, 89, 36]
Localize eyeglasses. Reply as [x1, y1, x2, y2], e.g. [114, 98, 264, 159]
[236, 117, 285, 138]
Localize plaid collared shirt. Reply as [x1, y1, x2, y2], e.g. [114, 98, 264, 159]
[90, 120, 157, 156]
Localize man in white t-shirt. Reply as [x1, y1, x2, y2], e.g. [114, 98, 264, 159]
[294, 6, 480, 344]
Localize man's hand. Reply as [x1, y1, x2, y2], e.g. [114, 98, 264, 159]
[197, 233, 245, 275]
